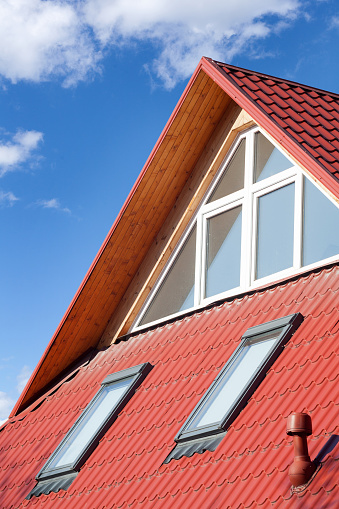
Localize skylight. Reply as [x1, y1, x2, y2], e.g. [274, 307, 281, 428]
[27, 363, 152, 499]
[136, 127, 339, 328]
[165, 313, 303, 462]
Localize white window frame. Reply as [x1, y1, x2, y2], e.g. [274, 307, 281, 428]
[199, 198, 244, 305]
[133, 127, 339, 331]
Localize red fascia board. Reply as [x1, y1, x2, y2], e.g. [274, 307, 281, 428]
[201, 58, 339, 200]
[10, 61, 209, 418]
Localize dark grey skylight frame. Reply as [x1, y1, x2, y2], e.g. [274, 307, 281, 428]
[28, 362, 152, 499]
[165, 314, 303, 462]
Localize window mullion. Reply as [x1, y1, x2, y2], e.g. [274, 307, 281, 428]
[294, 172, 303, 270]
[242, 130, 254, 289]
[195, 212, 204, 305]
[251, 192, 259, 284]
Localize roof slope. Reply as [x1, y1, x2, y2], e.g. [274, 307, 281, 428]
[12, 57, 339, 416]
[1, 263, 338, 508]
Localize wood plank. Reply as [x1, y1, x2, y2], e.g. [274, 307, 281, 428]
[61, 83, 227, 325]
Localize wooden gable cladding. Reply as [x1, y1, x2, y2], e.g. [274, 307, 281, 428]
[99, 105, 255, 345]
[12, 70, 232, 415]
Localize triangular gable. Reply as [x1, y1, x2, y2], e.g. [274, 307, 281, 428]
[133, 127, 339, 329]
[11, 57, 339, 417]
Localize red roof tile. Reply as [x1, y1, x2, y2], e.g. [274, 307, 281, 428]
[1, 263, 338, 507]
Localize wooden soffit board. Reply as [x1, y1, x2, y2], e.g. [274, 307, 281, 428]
[12, 68, 232, 415]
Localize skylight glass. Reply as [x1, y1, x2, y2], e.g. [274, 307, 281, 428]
[187, 332, 279, 430]
[46, 378, 131, 470]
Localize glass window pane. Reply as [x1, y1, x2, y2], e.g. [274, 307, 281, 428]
[303, 177, 339, 266]
[207, 139, 245, 203]
[48, 378, 132, 469]
[188, 330, 281, 430]
[254, 132, 293, 182]
[139, 225, 196, 325]
[205, 206, 242, 298]
[256, 184, 294, 279]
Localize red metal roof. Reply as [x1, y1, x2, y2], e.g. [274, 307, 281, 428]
[1, 263, 338, 507]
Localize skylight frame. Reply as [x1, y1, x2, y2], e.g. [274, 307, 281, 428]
[35, 363, 153, 483]
[174, 313, 303, 445]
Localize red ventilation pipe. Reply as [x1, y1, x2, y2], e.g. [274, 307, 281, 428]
[286, 412, 316, 486]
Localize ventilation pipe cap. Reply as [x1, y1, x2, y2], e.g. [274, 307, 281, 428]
[287, 412, 312, 436]
[287, 412, 316, 487]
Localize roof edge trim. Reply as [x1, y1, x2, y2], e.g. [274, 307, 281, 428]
[202, 58, 339, 200]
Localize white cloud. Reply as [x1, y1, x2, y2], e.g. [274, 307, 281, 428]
[36, 198, 71, 213]
[0, 0, 301, 88]
[0, 366, 32, 425]
[0, 190, 19, 207]
[16, 365, 32, 394]
[81, 0, 301, 88]
[0, 129, 43, 177]
[0, 0, 100, 86]
[0, 391, 15, 424]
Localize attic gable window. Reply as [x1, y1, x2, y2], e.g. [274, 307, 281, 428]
[164, 313, 303, 462]
[135, 127, 339, 329]
[27, 363, 152, 499]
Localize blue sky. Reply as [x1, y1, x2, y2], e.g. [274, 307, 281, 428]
[0, 0, 339, 422]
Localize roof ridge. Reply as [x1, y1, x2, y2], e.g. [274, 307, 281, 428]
[207, 58, 339, 100]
